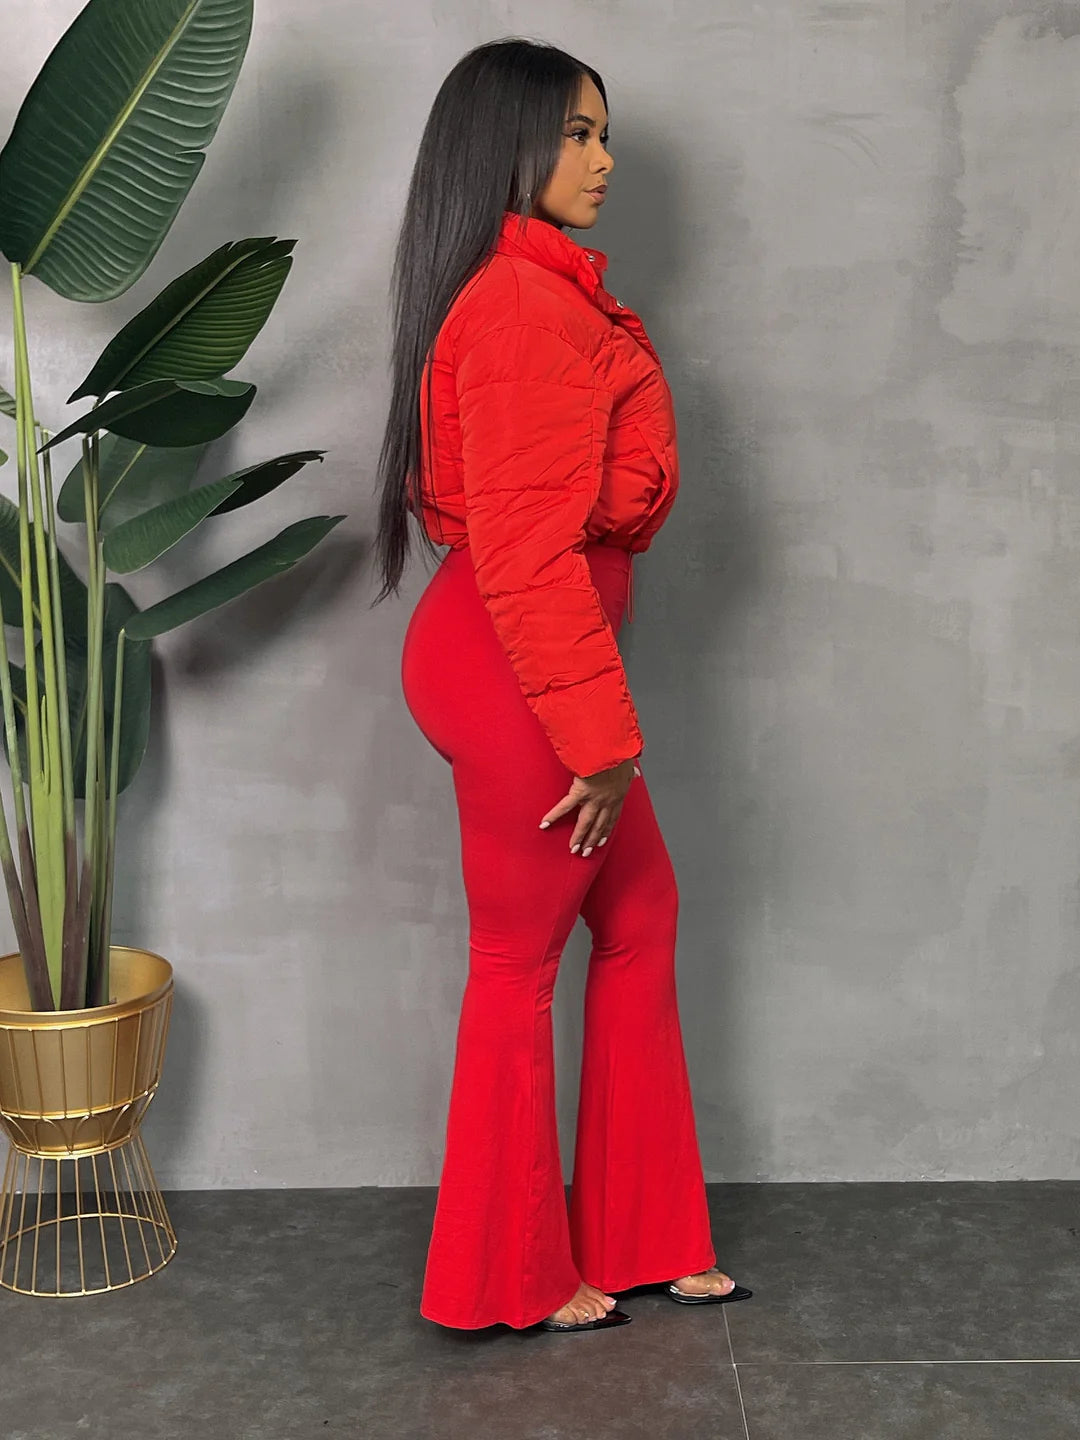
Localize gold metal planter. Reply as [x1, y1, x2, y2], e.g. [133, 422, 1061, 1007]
[0, 946, 176, 1296]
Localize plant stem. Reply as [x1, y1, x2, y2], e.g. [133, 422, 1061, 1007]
[0, 588, 48, 1009]
[11, 262, 65, 999]
[99, 629, 125, 1008]
[82, 433, 108, 1008]
[9, 262, 54, 1007]
[41, 434, 83, 1009]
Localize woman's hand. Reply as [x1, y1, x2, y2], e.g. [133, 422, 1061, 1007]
[539, 759, 641, 857]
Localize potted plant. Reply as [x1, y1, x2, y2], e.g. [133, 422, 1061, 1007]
[0, 0, 344, 1296]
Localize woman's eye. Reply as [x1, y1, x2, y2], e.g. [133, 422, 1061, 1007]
[568, 129, 611, 147]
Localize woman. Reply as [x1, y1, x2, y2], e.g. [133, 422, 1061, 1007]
[372, 37, 752, 1333]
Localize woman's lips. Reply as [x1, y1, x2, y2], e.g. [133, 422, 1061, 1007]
[585, 188, 606, 203]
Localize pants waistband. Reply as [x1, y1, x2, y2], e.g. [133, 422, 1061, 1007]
[441, 542, 636, 623]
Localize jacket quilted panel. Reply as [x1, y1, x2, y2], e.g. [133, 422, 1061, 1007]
[411, 211, 680, 777]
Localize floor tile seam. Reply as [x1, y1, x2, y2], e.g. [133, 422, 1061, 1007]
[723, 1308, 752, 1440]
[728, 1357, 1080, 1367]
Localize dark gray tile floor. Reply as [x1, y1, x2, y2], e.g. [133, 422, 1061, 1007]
[2, 1182, 1079, 1438]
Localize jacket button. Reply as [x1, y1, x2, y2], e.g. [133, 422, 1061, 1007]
[586, 253, 594, 261]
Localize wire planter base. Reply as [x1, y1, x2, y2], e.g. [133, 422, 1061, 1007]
[0, 1130, 176, 1296]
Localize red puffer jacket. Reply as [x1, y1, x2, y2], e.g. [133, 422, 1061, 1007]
[411, 210, 679, 778]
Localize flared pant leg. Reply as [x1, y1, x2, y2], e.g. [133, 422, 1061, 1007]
[400, 543, 714, 1330]
[569, 776, 716, 1293]
[417, 758, 592, 1330]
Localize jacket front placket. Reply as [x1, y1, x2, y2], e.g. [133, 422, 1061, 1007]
[576, 247, 663, 369]
[574, 247, 654, 626]
[510, 228, 648, 628]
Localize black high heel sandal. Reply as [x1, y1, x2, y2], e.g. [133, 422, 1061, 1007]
[538, 1306, 632, 1332]
[666, 1270, 753, 1305]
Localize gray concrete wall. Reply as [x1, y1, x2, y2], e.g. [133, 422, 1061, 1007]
[1, 0, 1078, 1186]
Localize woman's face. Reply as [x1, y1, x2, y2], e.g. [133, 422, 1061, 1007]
[531, 74, 613, 231]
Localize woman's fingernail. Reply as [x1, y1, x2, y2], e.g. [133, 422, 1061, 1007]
[539, 821, 550, 829]
[570, 843, 580, 854]
[598, 836, 607, 846]
[582, 846, 593, 857]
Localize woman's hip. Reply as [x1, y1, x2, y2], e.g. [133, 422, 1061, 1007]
[400, 540, 632, 763]
[407, 541, 632, 650]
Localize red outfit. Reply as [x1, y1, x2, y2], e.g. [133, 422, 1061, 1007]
[411, 210, 679, 777]
[400, 213, 715, 1331]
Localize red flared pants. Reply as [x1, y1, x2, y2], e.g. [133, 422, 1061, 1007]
[400, 540, 715, 1330]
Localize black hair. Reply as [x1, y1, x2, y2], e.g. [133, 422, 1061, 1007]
[369, 36, 607, 606]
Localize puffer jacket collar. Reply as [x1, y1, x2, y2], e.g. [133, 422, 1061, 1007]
[493, 210, 661, 372]
[495, 210, 609, 300]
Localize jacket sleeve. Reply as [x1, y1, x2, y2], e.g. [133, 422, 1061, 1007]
[455, 321, 644, 776]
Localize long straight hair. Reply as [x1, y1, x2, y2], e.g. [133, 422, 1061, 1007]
[369, 37, 607, 607]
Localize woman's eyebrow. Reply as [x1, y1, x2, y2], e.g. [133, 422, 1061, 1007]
[565, 112, 608, 128]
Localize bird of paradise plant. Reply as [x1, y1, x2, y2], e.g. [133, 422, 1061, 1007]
[0, 0, 344, 1013]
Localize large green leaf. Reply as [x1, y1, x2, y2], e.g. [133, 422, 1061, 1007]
[64, 445, 323, 567]
[124, 515, 346, 639]
[102, 474, 244, 573]
[57, 434, 207, 530]
[41, 377, 255, 451]
[0, 0, 254, 302]
[208, 451, 325, 516]
[70, 238, 295, 400]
